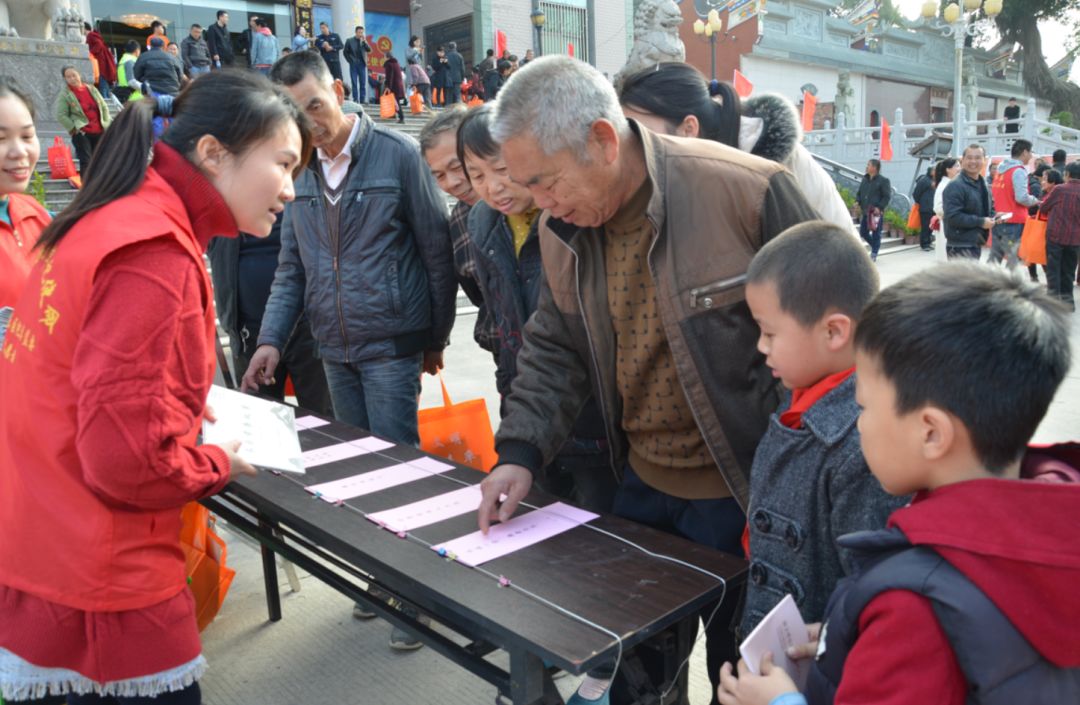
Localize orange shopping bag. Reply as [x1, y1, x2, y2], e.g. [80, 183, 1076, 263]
[419, 373, 496, 471]
[409, 89, 424, 114]
[906, 205, 921, 231]
[179, 502, 236, 632]
[379, 90, 397, 120]
[1018, 217, 1047, 266]
[467, 95, 483, 108]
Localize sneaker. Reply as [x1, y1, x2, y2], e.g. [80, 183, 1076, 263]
[352, 603, 377, 620]
[566, 686, 611, 705]
[388, 606, 429, 651]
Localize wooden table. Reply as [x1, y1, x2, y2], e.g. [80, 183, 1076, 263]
[203, 411, 746, 705]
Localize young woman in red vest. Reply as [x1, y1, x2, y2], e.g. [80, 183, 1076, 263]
[0, 71, 311, 704]
[0, 76, 51, 312]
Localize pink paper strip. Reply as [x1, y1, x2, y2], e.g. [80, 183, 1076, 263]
[432, 502, 598, 567]
[295, 416, 331, 430]
[366, 485, 483, 532]
[305, 457, 455, 501]
[301, 437, 396, 468]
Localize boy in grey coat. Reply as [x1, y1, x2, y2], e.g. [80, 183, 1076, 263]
[740, 221, 907, 635]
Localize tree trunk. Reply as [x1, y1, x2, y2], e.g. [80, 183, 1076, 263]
[1011, 13, 1080, 116]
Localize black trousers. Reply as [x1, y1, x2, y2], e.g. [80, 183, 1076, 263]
[71, 131, 101, 174]
[1046, 241, 1079, 310]
[231, 319, 333, 416]
[67, 683, 201, 704]
[606, 465, 745, 705]
[919, 209, 934, 249]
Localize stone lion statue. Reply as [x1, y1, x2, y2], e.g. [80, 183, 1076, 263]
[0, 0, 81, 41]
[614, 0, 685, 90]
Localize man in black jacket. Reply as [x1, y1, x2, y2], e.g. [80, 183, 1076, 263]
[446, 42, 466, 104]
[856, 158, 891, 261]
[315, 22, 344, 81]
[942, 144, 995, 260]
[342, 26, 371, 104]
[482, 59, 511, 102]
[1003, 97, 1020, 134]
[181, 24, 212, 77]
[208, 214, 332, 415]
[911, 166, 936, 251]
[205, 10, 234, 67]
[245, 49, 454, 654]
[133, 36, 183, 96]
[239, 15, 259, 65]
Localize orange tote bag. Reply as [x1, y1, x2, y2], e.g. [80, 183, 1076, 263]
[418, 374, 496, 472]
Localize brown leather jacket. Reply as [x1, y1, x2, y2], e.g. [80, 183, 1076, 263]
[494, 121, 821, 510]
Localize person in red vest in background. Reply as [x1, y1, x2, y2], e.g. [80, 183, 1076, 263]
[0, 77, 50, 317]
[989, 139, 1040, 271]
[83, 21, 117, 100]
[0, 72, 310, 704]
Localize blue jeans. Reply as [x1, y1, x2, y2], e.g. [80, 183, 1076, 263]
[322, 353, 423, 446]
[189, 65, 211, 78]
[987, 222, 1023, 269]
[859, 212, 883, 258]
[349, 62, 366, 103]
[97, 80, 111, 99]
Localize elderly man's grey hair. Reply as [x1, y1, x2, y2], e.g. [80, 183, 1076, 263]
[491, 55, 628, 157]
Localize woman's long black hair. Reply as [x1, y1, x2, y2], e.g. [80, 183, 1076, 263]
[37, 70, 312, 253]
[933, 157, 959, 185]
[617, 62, 742, 148]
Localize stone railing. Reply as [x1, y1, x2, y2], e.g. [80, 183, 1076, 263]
[804, 97, 1080, 192]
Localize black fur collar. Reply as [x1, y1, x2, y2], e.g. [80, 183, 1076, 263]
[742, 93, 801, 164]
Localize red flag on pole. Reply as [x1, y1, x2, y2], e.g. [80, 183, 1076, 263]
[495, 29, 507, 59]
[567, 41, 575, 57]
[801, 91, 817, 132]
[733, 70, 753, 98]
[880, 118, 893, 161]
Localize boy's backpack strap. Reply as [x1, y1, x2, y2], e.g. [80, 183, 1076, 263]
[808, 528, 1080, 705]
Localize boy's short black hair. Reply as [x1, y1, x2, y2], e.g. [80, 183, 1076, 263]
[124, 39, 140, 53]
[1011, 139, 1032, 157]
[1053, 149, 1067, 162]
[747, 220, 879, 327]
[1066, 162, 1080, 180]
[855, 263, 1071, 474]
[456, 103, 499, 182]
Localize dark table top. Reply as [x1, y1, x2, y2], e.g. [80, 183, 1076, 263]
[223, 414, 747, 674]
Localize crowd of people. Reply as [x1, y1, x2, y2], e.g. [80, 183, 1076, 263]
[1, 26, 1078, 705]
[922, 141, 1080, 311]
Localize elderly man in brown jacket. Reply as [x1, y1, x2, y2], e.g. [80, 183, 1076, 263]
[476, 55, 820, 703]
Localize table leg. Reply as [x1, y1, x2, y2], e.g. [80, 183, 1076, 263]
[508, 650, 563, 705]
[258, 516, 282, 622]
[671, 618, 695, 705]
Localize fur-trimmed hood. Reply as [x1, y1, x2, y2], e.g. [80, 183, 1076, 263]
[739, 93, 801, 165]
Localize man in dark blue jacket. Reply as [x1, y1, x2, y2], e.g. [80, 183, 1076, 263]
[942, 144, 995, 260]
[446, 42, 466, 104]
[856, 159, 891, 261]
[243, 50, 454, 451]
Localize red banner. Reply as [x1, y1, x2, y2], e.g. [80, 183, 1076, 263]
[801, 91, 817, 133]
[880, 118, 893, 161]
[733, 70, 753, 99]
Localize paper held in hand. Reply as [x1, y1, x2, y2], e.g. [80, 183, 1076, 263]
[739, 593, 811, 690]
[202, 385, 305, 474]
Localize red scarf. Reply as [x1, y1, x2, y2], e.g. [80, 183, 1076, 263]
[779, 367, 856, 429]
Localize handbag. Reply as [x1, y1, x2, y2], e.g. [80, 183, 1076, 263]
[1018, 217, 1047, 266]
[179, 502, 236, 631]
[418, 373, 496, 472]
[906, 205, 921, 231]
[48, 135, 77, 179]
[379, 89, 397, 119]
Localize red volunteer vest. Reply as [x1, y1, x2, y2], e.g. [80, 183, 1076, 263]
[0, 194, 51, 308]
[0, 168, 217, 612]
[991, 165, 1030, 225]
